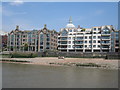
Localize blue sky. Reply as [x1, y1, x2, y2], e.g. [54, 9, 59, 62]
[2, 2, 118, 32]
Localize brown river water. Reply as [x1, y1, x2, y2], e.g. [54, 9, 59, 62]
[2, 63, 118, 88]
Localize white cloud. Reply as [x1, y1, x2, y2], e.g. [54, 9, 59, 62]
[9, 0, 24, 6]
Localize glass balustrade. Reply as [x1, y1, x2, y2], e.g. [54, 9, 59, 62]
[101, 36, 110, 39]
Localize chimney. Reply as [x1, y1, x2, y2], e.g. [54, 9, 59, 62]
[16, 25, 19, 30]
[44, 24, 47, 28]
[78, 25, 80, 28]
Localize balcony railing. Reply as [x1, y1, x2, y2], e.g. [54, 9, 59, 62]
[101, 33, 111, 35]
[101, 43, 110, 45]
[75, 43, 83, 45]
[101, 37, 110, 39]
[58, 47, 67, 49]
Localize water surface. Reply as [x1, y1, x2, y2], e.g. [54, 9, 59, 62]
[2, 63, 118, 88]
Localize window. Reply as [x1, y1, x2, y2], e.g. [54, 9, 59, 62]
[77, 37, 83, 40]
[69, 41, 71, 44]
[40, 46, 43, 49]
[23, 39, 26, 41]
[85, 36, 87, 39]
[98, 28, 101, 30]
[46, 34, 50, 37]
[68, 37, 71, 39]
[47, 38, 50, 41]
[89, 45, 92, 48]
[61, 37, 67, 40]
[101, 36, 110, 39]
[102, 29, 110, 34]
[46, 42, 49, 45]
[69, 30, 72, 32]
[98, 36, 101, 39]
[85, 45, 87, 47]
[46, 47, 49, 49]
[23, 35, 26, 37]
[85, 41, 87, 43]
[93, 40, 96, 43]
[98, 41, 100, 43]
[93, 36, 96, 39]
[93, 45, 96, 47]
[68, 45, 71, 48]
[40, 42, 43, 45]
[89, 36, 92, 39]
[62, 30, 68, 36]
[94, 28, 96, 30]
[98, 45, 100, 48]
[11, 42, 13, 45]
[89, 41, 92, 43]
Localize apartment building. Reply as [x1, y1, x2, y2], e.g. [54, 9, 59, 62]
[114, 30, 119, 52]
[7, 25, 58, 52]
[58, 17, 116, 52]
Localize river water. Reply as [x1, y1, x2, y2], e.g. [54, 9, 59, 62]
[2, 63, 118, 88]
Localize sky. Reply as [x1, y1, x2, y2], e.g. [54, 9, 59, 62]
[1, 1, 119, 33]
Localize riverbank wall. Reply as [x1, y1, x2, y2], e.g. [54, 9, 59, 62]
[1, 51, 120, 59]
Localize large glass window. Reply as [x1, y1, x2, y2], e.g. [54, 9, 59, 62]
[61, 37, 67, 40]
[101, 41, 110, 44]
[11, 35, 14, 41]
[76, 37, 83, 40]
[102, 28, 110, 34]
[75, 41, 83, 44]
[62, 30, 68, 36]
[61, 41, 67, 44]
[76, 45, 83, 48]
[101, 36, 110, 39]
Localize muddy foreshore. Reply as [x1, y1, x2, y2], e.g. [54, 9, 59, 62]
[1, 57, 119, 70]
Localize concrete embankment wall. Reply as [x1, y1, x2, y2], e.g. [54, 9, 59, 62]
[41, 52, 120, 59]
[1, 51, 120, 59]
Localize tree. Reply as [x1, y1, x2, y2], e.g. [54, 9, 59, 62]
[24, 43, 28, 51]
[81, 28, 86, 32]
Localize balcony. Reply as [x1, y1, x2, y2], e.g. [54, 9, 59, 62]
[101, 33, 111, 36]
[75, 37, 83, 41]
[59, 35, 68, 37]
[101, 37, 111, 40]
[101, 45, 110, 49]
[101, 43, 110, 45]
[75, 43, 83, 45]
[59, 39, 68, 41]
[58, 47, 67, 49]
[73, 45, 83, 49]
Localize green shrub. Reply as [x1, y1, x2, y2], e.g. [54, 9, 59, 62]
[10, 52, 38, 58]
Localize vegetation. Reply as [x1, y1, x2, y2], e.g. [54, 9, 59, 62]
[81, 28, 86, 32]
[24, 43, 28, 51]
[9, 52, 38, 58]
[76, 63, 101, 67]
[1, 59, 30, 63]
